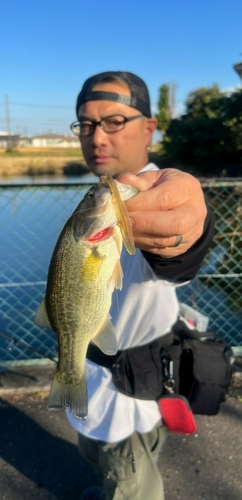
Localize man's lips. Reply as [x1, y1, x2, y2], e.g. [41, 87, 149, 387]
[91, 155, 111, 163]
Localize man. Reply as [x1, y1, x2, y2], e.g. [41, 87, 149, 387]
[68, 71, 214, 500]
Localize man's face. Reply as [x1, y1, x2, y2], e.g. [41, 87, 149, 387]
[77, 82, 157, 178]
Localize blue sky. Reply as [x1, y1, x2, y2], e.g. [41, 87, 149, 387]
[1, 0, 241, 136]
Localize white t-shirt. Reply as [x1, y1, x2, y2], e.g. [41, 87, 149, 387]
[67, 163, 180, 442]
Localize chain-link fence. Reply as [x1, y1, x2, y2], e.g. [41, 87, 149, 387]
[176, 180, 242, 355]
[0, 179, 241, 367]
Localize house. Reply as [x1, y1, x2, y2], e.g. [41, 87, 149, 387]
[0, 132, 80, 149]
[59, 135, 81, 148]
[31, 133, 79, 148]
[0, 132, 31, 148]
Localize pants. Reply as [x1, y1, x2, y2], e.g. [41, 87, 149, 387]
[78, 421, 167, 500]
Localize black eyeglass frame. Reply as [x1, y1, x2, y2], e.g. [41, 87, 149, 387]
[70, 113, 144, 137]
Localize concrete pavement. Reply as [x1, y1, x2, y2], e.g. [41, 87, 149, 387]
[0, 364, 242, 500]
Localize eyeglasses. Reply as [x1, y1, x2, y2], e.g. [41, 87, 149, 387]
[70, 114, 144, 137]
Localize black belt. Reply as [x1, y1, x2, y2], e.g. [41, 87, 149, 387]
[86, 343, 121, 369]
[86, 330, 175, 370]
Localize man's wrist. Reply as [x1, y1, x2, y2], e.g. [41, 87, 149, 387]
[141, 205, 215, 282]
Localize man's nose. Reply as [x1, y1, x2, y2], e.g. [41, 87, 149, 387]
[91, 124, 108, 146]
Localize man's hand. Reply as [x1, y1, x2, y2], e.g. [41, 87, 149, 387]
[118, 169, 207, 258]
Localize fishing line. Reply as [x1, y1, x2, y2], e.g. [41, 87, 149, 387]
[114, 288, 136, 473]
[0, 331, 57, 364]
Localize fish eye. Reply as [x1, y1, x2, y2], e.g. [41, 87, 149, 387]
[86, 190, 95, 199]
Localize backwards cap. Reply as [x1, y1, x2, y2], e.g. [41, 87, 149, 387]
[76, 71, 152, 118]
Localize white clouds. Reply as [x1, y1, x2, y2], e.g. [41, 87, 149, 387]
[221, 85, 241, 95]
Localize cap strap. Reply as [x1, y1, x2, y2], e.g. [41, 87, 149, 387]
[83, 91, 132, 106]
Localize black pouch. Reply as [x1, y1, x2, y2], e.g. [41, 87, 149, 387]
[88, 318, 233, 416]
[174, 320, 234, 415]
[110, 332, 175, 400]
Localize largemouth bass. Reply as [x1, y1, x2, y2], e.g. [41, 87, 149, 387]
[34, 175, 138, 420]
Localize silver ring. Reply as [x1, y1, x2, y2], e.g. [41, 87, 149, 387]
[168, 235, 183, 248]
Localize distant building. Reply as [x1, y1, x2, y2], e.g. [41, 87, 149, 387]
[0, 132, 79, 149]
[0, 132, 31, 148]
[31, 133, 79, 148]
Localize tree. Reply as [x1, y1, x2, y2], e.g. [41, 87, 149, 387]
[163, 84, 242, 173]
[156, 84, 171, 134]
[225, 89, 242, 151]
[185, 84, 224, 119]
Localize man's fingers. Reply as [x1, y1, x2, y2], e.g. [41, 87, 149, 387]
[117, 172, 151, 192]
[132, 221, 204, 256]
[128, 205, 201, 238]
[118, 169, 207, 257]
[119, 169, 201, 212]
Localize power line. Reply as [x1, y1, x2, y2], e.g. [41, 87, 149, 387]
[4, 94, 13, 147]
[4, 117, 73, 123]
[0, 101, 73, 109]
[10, 101, 73, 109]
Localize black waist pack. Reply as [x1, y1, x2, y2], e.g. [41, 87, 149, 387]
[86, 320, 234, 416]
[174, 319, 234, 415]
[87, 331, 174, 400]
[110, 332, 175, 401]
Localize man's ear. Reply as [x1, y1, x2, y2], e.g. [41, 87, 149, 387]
[145, 117, 158, 147]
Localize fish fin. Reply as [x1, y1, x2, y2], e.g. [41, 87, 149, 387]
[48, 371, 88, 420]
[92, 317, 117, 355]
[112, 259, 123, 291]
[34, 298, 52, 329]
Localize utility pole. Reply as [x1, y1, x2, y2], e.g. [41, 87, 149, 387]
[169, 81, 177, 119]
[5, 94, 12, 149]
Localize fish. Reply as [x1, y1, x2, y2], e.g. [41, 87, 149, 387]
[34, 175, 138, 420]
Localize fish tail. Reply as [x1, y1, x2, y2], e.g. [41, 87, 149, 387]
[48, 372, 88, 420]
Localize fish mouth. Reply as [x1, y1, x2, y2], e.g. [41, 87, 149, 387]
[87, 227, 112, 243]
